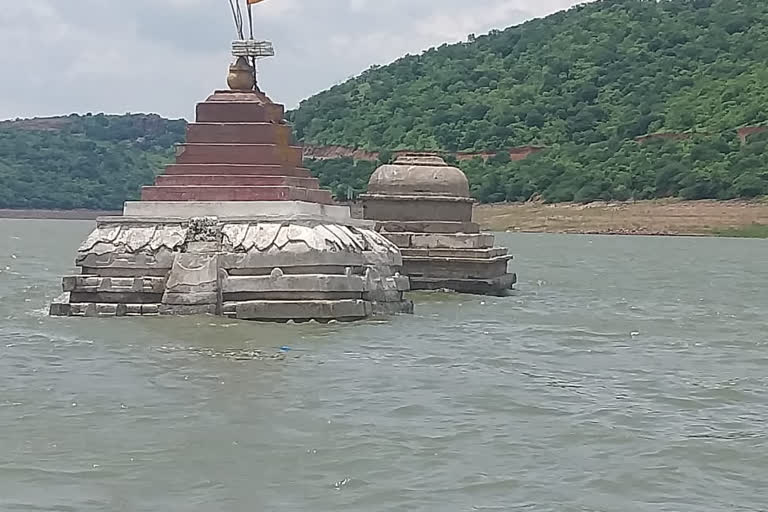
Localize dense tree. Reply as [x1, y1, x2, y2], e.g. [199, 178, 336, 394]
[0, 115, 184, 210]
[1, 0, 768, 210]
[303, 131, 768, 204]
[289, 0, 768, 152]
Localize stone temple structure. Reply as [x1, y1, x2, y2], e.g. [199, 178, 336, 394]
[360, 154, 516, 296]
[50, 28, 411, 321]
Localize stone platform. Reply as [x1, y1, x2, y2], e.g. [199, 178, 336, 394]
[361, 155, 516, 296]
[122, 200, 351, 220]
[51, 213, 412, 321]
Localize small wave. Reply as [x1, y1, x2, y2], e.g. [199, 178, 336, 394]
[155, 345, 286, 361]
[686, 430, 765, 441]
[331, 476, 368, 490]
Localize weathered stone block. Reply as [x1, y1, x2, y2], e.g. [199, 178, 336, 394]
[164, 253, 219, 295]
[378, 221, 480, 234]
[49, 293, 72, 317]
[93, 304, 119, 317]
[142, 304, 160, 315]
[382, 233, 412, 248]
[163, 163, 312, 177]
[408, 233, 495, 250]
[175, 143, 303, 166]
[124, 304, 143, 316]
[162, 292, 219, 306]
[186, 242, 220, 253]
[403, 256, 512, 280]
[225, 291, 363, 301]
[155, 174, 319, 189]
[363, 197, 473, 223]
[159, 304, 218, 316]
[429, 247, 508, 259]
[63, 276, 166, 294]
[141, 185, 332, 204]
[69, 292, 164, 304]
[69, 303, 90, 316]
[220, 251, 367, 273]
[186, 123, 293, 145]
[401, 247, 509, 259]
[409, 273, 517, 296]
[222, 274, 366, 294]
[393, 275, 410, 292]
[235, 299, 371, 321]
[195, 101, 284, 124]
[77, 250, 175, 276]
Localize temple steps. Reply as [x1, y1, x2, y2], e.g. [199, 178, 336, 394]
[196, 101, 285, 123]
[154, 175, 320, 188]
[163, 164, 312, 177]
[186, 123, 293, 144]
[140, 185, 333, 203]
[176, 143, 304, 166]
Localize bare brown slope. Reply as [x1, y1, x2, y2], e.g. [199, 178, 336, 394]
[474, 200, 768, 236]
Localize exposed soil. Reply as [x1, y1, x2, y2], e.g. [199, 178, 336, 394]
[302, 145, 544, 162]
[473, 199, 768, 236]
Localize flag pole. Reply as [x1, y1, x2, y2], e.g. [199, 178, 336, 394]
[247, 1, 257, 89]
[247, 1, 254, 39]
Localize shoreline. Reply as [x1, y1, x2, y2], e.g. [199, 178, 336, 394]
[474, 199, 768, 237]
[2, 200, 768, 237]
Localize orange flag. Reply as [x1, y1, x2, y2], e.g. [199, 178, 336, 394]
[247, 0, 265, 4]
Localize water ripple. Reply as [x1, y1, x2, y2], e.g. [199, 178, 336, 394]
[2, 223, 768, 511]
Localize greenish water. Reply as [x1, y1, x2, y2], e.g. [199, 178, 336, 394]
[1, 219, 767, 511]
[713, 223, 768, 238]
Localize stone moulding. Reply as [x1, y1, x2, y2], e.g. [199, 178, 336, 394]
[50, 216, 413, 322]
[360, 154, 517, 296]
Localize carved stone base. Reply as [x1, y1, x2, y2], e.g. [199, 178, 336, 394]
[50, 216, 412, 322]
[364, 220, 516, 296]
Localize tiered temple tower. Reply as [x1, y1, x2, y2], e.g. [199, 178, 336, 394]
[50, 30, 412, 321]
[360, 154, 516, 296]
[135, 89, 332, 206]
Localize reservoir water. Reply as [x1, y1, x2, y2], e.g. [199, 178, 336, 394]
[1, 219, 767, 511]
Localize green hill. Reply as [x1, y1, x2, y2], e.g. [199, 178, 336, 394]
[292, 0, 768, 202]
[1, 0, 768, 209]
[289, 0, 768, 151]
[0, 114, 184, 210]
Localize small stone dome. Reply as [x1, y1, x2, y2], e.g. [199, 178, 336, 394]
[367, 154, 470, 198]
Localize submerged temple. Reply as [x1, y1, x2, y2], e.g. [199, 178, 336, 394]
[360, 155, 517, 296]
[50, 39, 411, 321]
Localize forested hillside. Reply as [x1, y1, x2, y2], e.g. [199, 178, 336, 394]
[0, 114, 184, 209]
[290, 0, 768, 151]
[457, 131, 768, 203]
[305, 131, 768, 203]
[1, 0, 767, 209]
